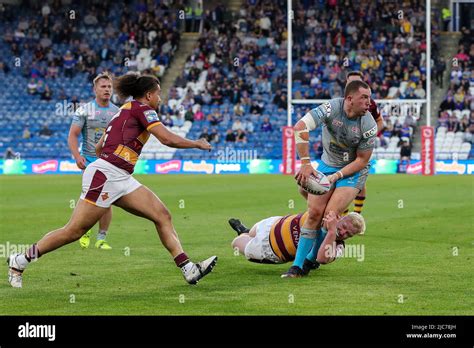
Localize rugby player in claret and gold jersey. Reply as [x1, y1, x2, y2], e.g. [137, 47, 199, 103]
[7, 73, 217, 288]
[229, 210, 365, 274]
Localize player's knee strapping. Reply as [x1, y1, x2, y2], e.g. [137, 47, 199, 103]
[293, 227, 318, 268]
[300, 227, 318, 239]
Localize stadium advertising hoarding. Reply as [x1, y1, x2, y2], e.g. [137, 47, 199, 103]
[282, 126, 296, 175]
[421, 126, 436, 176]
[1, 159, 473, 175]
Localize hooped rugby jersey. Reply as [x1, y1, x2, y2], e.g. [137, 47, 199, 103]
[268, 212, 345, 262]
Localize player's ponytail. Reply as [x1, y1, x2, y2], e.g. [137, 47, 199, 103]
[114, 73, 160, 99]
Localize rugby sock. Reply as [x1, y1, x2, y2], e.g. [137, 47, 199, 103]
[305, 228, 327, 263]
[24, 243, 41, 263]
[292, 228, 317, 269]
[97, 230, 107, 240]
[341, 209, 349, 216]
[174, 252, 190, 268]
[354, 195, 366, 214]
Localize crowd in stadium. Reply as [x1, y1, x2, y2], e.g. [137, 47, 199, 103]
[0, 0, 186, 158]
[436, 27, 474, 144]
[160, 0, 287, 159]
[0, 0, 472, 162]
[292, 0, 427, 100]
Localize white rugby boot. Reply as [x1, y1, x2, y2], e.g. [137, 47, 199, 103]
[181, 256, 218, 285]
[7, 253, 28, 288]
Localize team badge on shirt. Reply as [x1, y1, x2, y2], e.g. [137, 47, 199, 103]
[144, 110, 159, 123]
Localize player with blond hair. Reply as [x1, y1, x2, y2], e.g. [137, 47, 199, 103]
[229, 211, 365, 272]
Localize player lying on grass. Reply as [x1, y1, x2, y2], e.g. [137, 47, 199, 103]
[283, 80, 376, 278]
[229, 211, 365, 273]
[7, 73, 217, 288]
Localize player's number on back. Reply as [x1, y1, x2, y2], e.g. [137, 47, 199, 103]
[103, 126, 112, 146]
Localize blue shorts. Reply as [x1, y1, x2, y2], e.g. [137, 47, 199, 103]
[316, 161, 369, 191]
[84, 155, 98, 167]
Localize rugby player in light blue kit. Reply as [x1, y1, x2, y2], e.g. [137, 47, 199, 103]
[67, 73, 120, 250]
[282, 80, 377, 278]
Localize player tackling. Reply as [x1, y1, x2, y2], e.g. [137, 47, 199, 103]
[282, 80, 377, 278]
[229, 211, 365, 270]
[7, 73, 217, 287]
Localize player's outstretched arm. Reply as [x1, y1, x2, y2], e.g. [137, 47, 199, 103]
[150, 123, 211, 151]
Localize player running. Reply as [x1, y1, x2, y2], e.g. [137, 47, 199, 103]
[299, 72, 384, 215]
[68, 72, 119, 250]
[229, 211, 365, 271]
[7, 73, 217, 288]
[282, 80, 377, 278]
[343, 71, 383, 215]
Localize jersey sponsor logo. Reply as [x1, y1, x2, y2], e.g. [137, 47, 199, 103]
[332, 119, 343, 127]
[363, 125, 377, 138]
[351, 126, 360, 133]
[144, 110, 159, 123]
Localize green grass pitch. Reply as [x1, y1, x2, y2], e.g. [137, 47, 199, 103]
[0, 174, 472, 315]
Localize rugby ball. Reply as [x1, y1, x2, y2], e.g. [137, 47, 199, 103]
[299, 170, 332, 195]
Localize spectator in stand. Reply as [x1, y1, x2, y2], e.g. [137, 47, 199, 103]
[273, 90, 287, 109]
[232, 118, 245, 132]
[225, 129, 236, 143]
[459, 115, 470, 132]
[414, 82, 426, 99]
[400, 123, 411, 139]
[22, 127, 31, 139]
[243, 117, 254, 134]
[41, 84, 52, 100]
[27, 79, 37, 94]
[235, 129, 247, 143]
[447, 115, 460, 132]
[39, 125, 53, 138]
[209, 128, 219, 144]
[400, 140, 412, 162]
[393, 120, 402, 137]
[208, 109, 223, 126]
[174, 112, 185, 128]
[250, 98, 263, 115]
[261, 117, 273, 132]
[194, 105, 204, 121]
[437, 111, 449, 128]
[185, 106, 194, 123]
[405, 112, 417, 135]
[199, 127, 210, 142]
[163, 115, 174, 128]
[440, 95, 456, 112]
[63, 50, 75, 78]
[233, 102, 244, 117]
